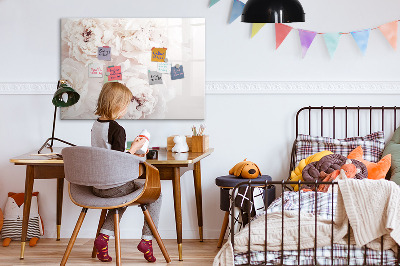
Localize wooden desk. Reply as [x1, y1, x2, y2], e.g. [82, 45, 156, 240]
[10, 147, 213, 261]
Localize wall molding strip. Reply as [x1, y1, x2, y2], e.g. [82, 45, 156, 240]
[206, 81, 400, 94]
[1, 81, 400, 95]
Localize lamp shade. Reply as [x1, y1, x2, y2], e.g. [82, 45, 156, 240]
[241, 0, 305, 23]
[52, 82, 80, 107]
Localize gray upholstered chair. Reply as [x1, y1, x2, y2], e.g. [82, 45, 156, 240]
[60, 146, 171, 265]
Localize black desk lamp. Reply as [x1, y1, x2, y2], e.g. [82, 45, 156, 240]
[241, 0, 305, 23]
[38, 80, 80, 154]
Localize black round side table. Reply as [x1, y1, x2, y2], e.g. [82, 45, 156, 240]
[215, 175, 275, 248]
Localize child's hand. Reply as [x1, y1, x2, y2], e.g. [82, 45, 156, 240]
[134, 149, 149, 157]
[129, 137, 147, 155]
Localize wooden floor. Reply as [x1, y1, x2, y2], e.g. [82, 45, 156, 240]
[0, 239, 221, 265]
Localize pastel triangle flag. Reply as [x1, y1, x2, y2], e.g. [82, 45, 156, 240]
[378, 21, 398, 50]
[229, 0, 245, 24]
[251, 23, 266, 38]
[323, 33, 341, 58]
[275, 23, 293, 49]
[298, 29, 317, 58]
[351, 29, 370, 55]
[209, 0, 220, 7]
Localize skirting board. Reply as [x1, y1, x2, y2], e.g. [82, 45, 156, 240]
[1, 81, 400, 94]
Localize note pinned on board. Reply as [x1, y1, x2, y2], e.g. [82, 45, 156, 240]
[103, 71, 116, 84]
[107, 66, 122, 81]
[171, 65, 184, 80]
[151, 48, 167, 62]
[88, 63, 103, 78]
[148, 70, 163, 85]
[157, 62, 171, 73]
[98, 46, 111, 61]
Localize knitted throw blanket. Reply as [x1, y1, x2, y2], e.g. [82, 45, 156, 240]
[335, 178, 399, 251]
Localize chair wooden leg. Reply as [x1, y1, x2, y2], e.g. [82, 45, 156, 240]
[60, 208, 88, 266]
[141, 205, 171, 263]
[114, 210, 121, 266]
[217, 211, 230, 248]
[91, 209, 108, 258]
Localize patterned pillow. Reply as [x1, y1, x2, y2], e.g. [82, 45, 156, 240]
[294, 131, 385, 166]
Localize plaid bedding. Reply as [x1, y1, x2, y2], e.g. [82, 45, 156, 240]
[294, 131, 385, 166]
[266, 190, 336, 220]
[234, 244, 397, 265]
[234, 191, 397, 265]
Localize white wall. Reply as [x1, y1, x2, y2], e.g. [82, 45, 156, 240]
[1, 0, 400, 240]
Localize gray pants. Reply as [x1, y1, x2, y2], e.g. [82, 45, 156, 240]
[92, 180, 162, 240]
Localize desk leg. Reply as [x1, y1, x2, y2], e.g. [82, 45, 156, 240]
[172, 167, 183, 261]
[193, 161, 203, 242]
[56, 178, 64, 241]
[20, 165, 34, 259]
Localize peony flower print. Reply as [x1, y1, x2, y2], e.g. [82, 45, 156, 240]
[61, 18, 205, 119]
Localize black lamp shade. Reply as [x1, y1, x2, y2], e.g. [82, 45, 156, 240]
[52, 83, 80, 107]
[241, 0, 305, 23]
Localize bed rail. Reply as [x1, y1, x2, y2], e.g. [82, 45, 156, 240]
[230, 106, 400, 265]
[230, 180, 400, 266]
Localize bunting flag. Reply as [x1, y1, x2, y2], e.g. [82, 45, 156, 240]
[209, 0, 220, 7]
[323, 33, 341, 58]
[229, 0, 245, 24]
[207, 1, 400, 58]
[378, 21, 398, 50]
[351, 29, 370, 55]
[275, 23, 293, 49]
[298, 29, 317, 58]
[251, 23, 266, 38]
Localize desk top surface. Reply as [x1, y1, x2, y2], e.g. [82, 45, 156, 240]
[10, 147, 214, 166]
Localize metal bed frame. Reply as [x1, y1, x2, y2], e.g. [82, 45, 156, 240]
[230, 106, 400, 266]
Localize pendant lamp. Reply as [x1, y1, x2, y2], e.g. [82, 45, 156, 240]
[241, 0, 305, 23]
[38, 80, 80, 154]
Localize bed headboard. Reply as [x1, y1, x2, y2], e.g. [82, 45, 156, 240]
[290, 106, 400, 179]
[295, 106, 400, 138]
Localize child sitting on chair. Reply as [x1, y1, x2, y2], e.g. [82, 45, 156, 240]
[91, 82, 162, 263]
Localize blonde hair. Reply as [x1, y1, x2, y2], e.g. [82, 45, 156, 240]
[95, 82, 133, 120]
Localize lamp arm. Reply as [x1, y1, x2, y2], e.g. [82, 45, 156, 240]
[37, 105, 75, 154]
[50, 105, 57, 148]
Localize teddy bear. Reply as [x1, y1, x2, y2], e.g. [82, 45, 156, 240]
[1, 192, 44, 247]
[172, 135, 189, 153]
[229, 159, 261, 179]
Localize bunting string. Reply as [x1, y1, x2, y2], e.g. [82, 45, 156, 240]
[209, 0, 400, 58]
[284, 20, 400, 35]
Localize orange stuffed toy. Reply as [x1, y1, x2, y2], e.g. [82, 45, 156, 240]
[229, 159, 261, 179]
[347, 146, 391, 180]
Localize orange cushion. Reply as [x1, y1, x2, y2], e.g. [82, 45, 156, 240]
[347, 146, 391, 180]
